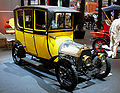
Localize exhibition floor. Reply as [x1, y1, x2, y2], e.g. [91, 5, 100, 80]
[0, 30, 120, 93]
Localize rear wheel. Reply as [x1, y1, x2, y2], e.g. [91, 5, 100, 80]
[12, 43, 26, 65]
[55, 59, 78, 91]
[92, 38, 109, 52]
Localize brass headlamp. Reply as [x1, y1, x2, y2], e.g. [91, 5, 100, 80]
[82, 55, 92, 67]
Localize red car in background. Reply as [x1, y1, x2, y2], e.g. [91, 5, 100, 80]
[91, 5, 120, 52]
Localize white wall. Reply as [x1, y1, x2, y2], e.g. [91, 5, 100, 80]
[0, 0, 20, 34]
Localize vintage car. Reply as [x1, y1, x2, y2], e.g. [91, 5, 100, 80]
[91, 5, 120, 52]
[12, 5, 111, 91]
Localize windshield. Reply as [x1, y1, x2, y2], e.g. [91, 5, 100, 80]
[50, 13, 73, 30]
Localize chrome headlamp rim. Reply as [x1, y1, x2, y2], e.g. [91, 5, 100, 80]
[82, 55, 92, 67]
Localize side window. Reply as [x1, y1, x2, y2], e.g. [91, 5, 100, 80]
[56, 13, 65, 28]
[35, 10, 46, 30]
[50, 13, 72, 29]
[65, 13, 72, 28]
[24, 10, 33, 29]
[17, 10, 23, 27]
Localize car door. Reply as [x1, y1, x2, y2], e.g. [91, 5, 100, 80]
[34, 9, 51, 59]
[24, 9, 37, 55]
[15, 9, 26, 49]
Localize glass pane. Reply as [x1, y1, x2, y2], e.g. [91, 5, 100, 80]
[51, 13, 72, 30]
[57, 13, 65, 28]
[65, 13, 72, 28]
[17, 10, 23, 27]
[35, 10, 46, 30]
[25, 10, 33, 29]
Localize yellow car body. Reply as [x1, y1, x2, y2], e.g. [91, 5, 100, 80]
[13, 6, 111, 91]
[14, 6, 78, 61]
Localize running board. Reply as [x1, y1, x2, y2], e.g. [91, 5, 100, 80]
[80, 76, 91, 81]
[21, 57, 42, 66]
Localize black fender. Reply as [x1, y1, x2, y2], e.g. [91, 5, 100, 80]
[50, 56, 74, 68]
[58, 57, 74, 66]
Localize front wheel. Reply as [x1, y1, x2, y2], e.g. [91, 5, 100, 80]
[55, 59, 78, 91]
[95, 59, 111, 79]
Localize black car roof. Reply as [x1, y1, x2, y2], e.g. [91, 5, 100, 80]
[15, 5, 79, 13]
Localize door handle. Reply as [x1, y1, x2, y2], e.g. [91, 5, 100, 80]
[49, 36, 56, 39]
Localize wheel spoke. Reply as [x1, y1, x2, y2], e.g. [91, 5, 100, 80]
[96, 61, 107, 74]
[58, 65, 74, 87]
[100, 62, 106, 73]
